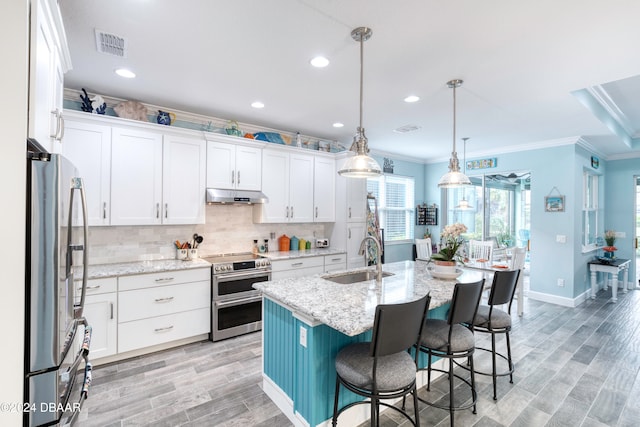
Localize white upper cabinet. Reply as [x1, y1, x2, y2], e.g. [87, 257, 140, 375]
[313, 156, 335, 222]
[163, 135, 206, 224]
[346, 177, 367, 223]
[29, 0, 71, 153]
[206, 139, 262, 191]
[110, 127, 164, 225]
[61, 118, 112, 225]
[256, 148, 314, 223]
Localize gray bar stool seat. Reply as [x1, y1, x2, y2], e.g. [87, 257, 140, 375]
[415, 280, 485, 427]
[332, 294, 431, 427]
[467, 269, 521, 400]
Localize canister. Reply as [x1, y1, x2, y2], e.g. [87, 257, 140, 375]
[299, 238, 307, 250]
[279, 234, 290, 252]
[290, 236, 299, 251]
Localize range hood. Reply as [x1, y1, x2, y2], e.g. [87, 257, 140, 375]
[206, 188, 268, 204]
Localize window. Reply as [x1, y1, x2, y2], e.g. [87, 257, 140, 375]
[442, 172, 531, 247]
[367, 175, 415, 242]
[582, 171, 599, 251]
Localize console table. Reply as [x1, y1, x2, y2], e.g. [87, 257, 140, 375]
[588, 258, 630, 302]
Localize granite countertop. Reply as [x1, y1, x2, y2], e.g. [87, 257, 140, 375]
[253, 260, 484, 336]
[78, 258, 211, 279]
[261, 248, 346, 261]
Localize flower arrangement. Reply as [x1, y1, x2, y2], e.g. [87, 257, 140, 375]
[603, 230, 617, 253]
[431, 223, 468, 263]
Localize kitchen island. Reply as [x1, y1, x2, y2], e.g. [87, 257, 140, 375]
[254, 260, 482, 427]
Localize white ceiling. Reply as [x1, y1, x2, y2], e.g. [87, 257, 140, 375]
[59, 0, 640, 162]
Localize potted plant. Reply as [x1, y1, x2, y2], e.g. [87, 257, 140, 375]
[431, 223, 468, 272]
[603, 230, 617, 258]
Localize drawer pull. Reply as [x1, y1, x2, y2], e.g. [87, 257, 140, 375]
[154, 326, 174, 333]
[154, 277, 174, 283]
[154, 296, 174, 303]
[331, 258, 343, 262]
[291, 262, 303, 267]
[78, 285, 101, 292]
[110, 302, 114, 320]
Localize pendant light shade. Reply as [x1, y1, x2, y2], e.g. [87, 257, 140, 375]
[438, 79, 471, 188]
[338, 27, 382, 178]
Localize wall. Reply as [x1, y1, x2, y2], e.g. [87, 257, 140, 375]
[605, 156, 640, 283]
[425, 142, 596, 305]
[369, 153, 426, 263]
[88, 205, 327, 264]
[2, 1, 28, 424]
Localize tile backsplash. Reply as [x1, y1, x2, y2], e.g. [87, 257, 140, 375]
[88, 205, 328, 265]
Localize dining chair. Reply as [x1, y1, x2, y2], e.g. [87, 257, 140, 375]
[415, 280, 485, 427]
[332, 294, 431, 427]
[468, 240, 493, 262]
[468, 269, 520, 400]
[415, 238, 432, 261]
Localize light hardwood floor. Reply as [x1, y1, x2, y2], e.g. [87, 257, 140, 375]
[77, 282, 640, 426]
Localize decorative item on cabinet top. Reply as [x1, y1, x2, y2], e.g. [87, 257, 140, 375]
[64, 89, 348, 151]
[156, 110, 176, 126]
[79, 88, 106, 114]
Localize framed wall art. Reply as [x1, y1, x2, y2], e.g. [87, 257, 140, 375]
[544, 195, 565, 212]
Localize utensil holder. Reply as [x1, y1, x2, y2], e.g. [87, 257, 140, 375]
[176, 249, 188, 260]
[188, 249, 198, 260]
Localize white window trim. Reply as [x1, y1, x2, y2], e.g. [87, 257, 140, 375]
[367, 174, 415, 243]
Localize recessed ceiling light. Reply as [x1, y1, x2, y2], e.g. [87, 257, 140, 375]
[332, 122, 344, 128]
[404, 95, 420, 103]
[114, 68, 135, 78]
[251, 101, 265, 109]
[310, 56, 330, 68]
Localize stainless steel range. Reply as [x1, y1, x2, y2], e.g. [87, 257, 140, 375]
[203, 253, 271, 341]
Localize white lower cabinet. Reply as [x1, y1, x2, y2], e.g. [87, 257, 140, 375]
[118, 308, 210, 354]
[117, 268, 211, 355]
[324, 253, 347, 273]
[271, 253, 347, 279]
[271, 256, 325, 280]
[75, 277, 118, 360]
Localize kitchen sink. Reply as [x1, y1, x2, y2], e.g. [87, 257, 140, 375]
[322, 270, 394, 284]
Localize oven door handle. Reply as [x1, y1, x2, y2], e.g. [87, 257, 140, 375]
[215, 270, 271, 281]
[215, 295, 262, 308]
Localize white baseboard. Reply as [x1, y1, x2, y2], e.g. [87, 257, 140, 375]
[527, 290, 590, 307]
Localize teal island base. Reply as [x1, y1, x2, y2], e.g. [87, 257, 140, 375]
[261, 296, 449, 427]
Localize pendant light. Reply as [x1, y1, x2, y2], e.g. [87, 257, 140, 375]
[455, 137, 473, 210]
[438, 79, 471, 187]
[337, 27, 382, 178]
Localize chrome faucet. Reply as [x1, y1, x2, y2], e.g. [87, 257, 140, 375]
[359, 235, 383, 282]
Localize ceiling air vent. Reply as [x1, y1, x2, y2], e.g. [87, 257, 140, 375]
[394, 124, 422, 133]
[94, 29, 127, 57]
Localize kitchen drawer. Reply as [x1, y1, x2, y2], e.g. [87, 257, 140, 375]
[271, 265, 324, 280]
[324, 253, 347, 266]
[118, 307, 210, 353]
[119, 281, 210, 322]
[118, 267, 210, 292]
[74, 277, 117, 298]
[271, 256, 324, 273]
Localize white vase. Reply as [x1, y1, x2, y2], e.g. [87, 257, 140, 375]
[434, 261, 457, 274]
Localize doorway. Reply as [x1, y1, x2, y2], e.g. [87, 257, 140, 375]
[443, 171, 531, 248]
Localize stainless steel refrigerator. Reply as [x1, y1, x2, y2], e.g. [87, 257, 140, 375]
[25, 150, 92, 427]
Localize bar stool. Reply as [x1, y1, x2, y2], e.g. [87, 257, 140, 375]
[415, 280, 485, 427]
[332, 294, 431, 427]
[469, 269, 520, 400]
